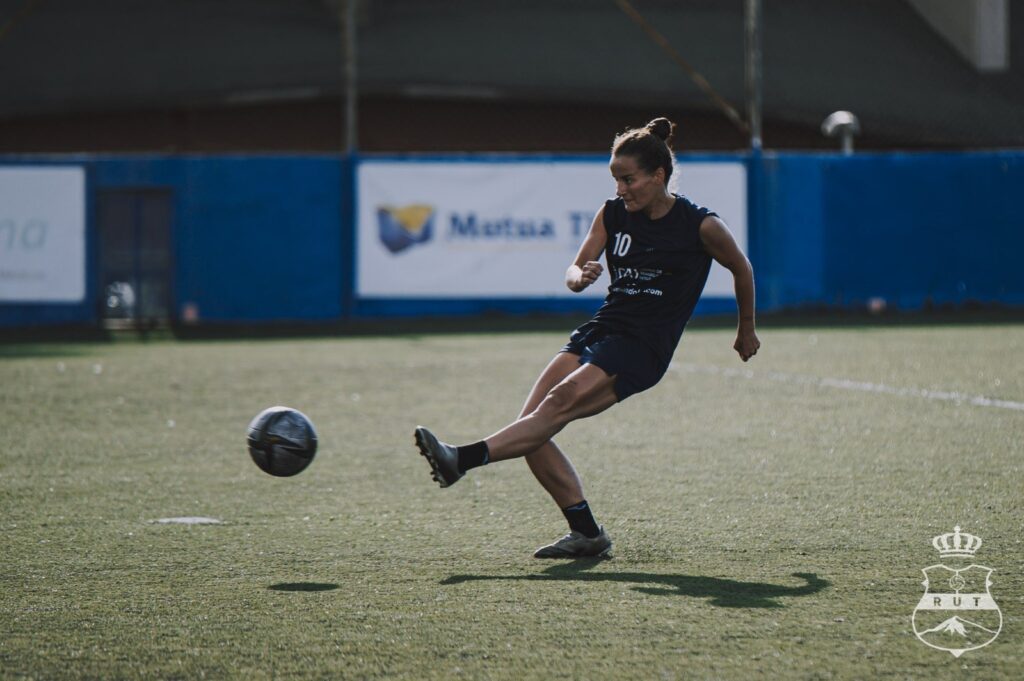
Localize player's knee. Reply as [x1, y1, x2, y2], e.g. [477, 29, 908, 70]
[537, 381, 579, 424]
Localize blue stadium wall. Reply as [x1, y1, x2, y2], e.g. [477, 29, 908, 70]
[1, 151, 1022, 328]
[755, 151, 1024, 311]
[0, 155, 346, 327]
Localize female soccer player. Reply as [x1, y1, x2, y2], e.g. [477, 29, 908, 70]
[415, 117, 759, 558]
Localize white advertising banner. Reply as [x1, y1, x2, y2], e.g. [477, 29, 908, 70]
[0, 166, 87, 303]
[357, 159, 746, 299]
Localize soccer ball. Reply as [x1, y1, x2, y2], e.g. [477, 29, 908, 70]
[247, 406, 318, 477]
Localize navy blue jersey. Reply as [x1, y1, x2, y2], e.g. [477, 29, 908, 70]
[590, 195, 716, 367]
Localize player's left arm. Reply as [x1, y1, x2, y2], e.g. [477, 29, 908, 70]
[699, 215, 760, 361]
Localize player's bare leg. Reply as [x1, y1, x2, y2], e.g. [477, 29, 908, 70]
[484, 363, 618, 462]
[516, 353, 589, 507]
[525, 440, 584, 509]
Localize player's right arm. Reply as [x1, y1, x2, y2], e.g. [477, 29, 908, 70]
[566, 207, 607, 292]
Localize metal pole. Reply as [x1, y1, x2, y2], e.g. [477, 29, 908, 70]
[342, 0, 358, 154]
[744, 0, 763, 151]
[616, 0, 748, 137]
[841, 130, 853, 156]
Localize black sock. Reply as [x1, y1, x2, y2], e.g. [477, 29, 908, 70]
[561, 500, 601, 538]
[456, 441, 489, 473]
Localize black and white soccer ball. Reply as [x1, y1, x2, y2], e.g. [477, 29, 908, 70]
[247, 406, 318, 477]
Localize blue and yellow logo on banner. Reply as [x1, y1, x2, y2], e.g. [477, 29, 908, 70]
[377, 204, 434, 254]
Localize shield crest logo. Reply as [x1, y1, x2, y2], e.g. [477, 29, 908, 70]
[378, 204, 434, 254]
[912, 527, 1002, 657]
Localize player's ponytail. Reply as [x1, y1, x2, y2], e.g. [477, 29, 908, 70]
[612, 117, 677, 185]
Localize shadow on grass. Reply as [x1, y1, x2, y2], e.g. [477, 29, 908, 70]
[442, 560, 829, 608]
[267, 582, 340, 592]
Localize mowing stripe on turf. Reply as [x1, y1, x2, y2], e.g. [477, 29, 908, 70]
[672, 363, 1024, 412]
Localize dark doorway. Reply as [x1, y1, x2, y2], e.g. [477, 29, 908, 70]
[96, 189, 174, 329]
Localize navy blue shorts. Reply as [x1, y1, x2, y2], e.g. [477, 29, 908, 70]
[560, 321, 667, 401]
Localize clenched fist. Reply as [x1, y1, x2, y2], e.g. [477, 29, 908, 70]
[567, 261, 604, 292]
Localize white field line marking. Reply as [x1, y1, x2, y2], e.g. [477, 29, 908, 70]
[152, 517, 224, 525]
[671, 363, 1024, 412]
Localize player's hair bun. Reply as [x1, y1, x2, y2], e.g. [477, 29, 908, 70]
[646, 117, 675, 144]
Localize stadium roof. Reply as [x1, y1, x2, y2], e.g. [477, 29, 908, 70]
[0, 0, 1022, 148]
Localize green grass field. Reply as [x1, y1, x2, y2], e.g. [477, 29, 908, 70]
[2, 324, 1022, 679]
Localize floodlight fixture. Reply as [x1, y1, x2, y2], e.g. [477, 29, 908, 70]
[821, 111, 860, 155]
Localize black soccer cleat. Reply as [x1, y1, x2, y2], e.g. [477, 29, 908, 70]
[414, 426, 463, 488]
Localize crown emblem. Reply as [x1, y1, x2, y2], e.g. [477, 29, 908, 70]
[932, 526, 982, 559]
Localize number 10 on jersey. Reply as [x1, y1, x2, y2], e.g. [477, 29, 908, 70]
[611, 232, 632, 257]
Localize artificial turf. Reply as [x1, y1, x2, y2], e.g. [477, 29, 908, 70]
[2, 324, 1021, 679]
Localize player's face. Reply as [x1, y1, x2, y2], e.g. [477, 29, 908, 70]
[610, 155, 666, 213]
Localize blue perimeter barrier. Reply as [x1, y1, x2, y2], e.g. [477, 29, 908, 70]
[756, 151, 1024, 311]
[0, 155, 344, 327]
[1, 151, 1022, 328]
